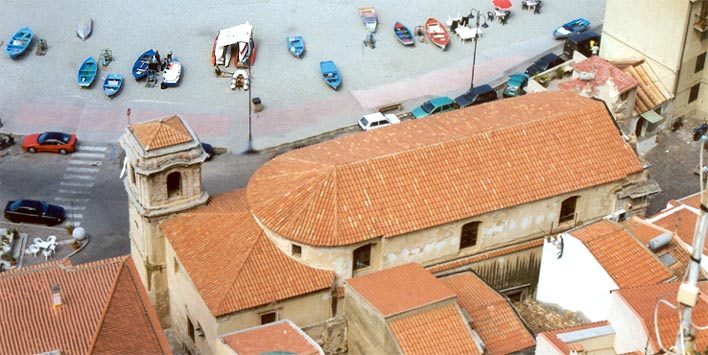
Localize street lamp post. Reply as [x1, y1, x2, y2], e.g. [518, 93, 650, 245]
[468, 9, 489, 90]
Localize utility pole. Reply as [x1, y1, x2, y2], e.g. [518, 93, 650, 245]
[675, 137, 708, 353]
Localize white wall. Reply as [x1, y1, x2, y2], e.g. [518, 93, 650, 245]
[536, 233, 619, 321]
[535, 334, 566, 355]
[608, 292, 654, 353]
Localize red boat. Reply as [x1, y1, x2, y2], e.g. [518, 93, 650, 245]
[425, 18, 449, 50]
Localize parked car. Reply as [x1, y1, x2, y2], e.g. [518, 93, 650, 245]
[201, 143, 215, 160]
[503, 73, 531, 98]
[552, 18, 590, 39]
[4, 199, 66, 226]
[358, 112, 401, 131]
[411, 96, 456, 119]
[454, 84, 498, 108]
[22, 132, 77, 155]
[525, 53, 565, 76]
[563, 31, 600, 58]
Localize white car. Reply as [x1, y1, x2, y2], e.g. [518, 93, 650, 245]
[358, 112, 401, 131]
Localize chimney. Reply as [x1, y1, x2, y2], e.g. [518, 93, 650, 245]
[52, 283, 63, 308]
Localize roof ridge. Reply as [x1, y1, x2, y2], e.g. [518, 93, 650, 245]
[85, 257, 127, 354]
[216, 224, 263, 314]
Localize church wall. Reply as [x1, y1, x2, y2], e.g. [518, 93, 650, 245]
[165, 241, 333, 355]
[261, 180, 625, 285]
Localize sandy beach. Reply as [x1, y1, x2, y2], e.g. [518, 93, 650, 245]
[0, 0, 605, 152]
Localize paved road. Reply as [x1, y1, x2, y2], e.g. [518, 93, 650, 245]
[0, 0, 606, 153]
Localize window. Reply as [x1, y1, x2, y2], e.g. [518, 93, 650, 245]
[559, 196, 579, 223]
[353, 244, 372, 271]
[460, 222, 481, 249]
[696, 52, 707, 73]
[292, 244, 302, 257]
[261, 311, 277, 325]
[130, 166, 136, 184]
[167, 172, 181, 198]
[174, 257, 180, 273]
[690, 84, 700, 103]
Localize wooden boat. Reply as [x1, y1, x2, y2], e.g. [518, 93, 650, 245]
[425, 18, 450, 50]
[77, 57, 98, 87]
[102, 73, 123, 97]
[287, 36, 305, 58]
[77, 17, 93, 40]
[359, 7, 378, 33]
[5, 27, 33, 59]
[320, 60, 341, 90]
[393, 22, 414, 47]
[553, 18, 590, 39]
[230, 69, 249, 91]
[132, 49, 155, 80]
[161, 54, 182, 87]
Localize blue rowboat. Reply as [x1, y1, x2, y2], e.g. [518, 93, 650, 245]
[5, 27, 33, 59]
[553, 18, 590, 39]
[393, 22, 414, 47]
[320, 60, 341, 90]
[77, 57, 98, 87]
[102, 73, 123, 97]
[132, 49, 155, 80]
[286, 36, 305, 58]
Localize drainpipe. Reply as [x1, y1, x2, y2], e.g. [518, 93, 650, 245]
[668, 1, 693, 126]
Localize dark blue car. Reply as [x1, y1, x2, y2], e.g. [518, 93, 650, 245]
[4, 199, 65, 225]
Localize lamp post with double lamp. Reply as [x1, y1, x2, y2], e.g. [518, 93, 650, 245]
[468, 8, 489, 90]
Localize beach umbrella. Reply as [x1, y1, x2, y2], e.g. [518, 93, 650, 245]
[493, 0, 512, 9]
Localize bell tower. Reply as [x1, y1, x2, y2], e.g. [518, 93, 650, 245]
[119, 115, 209, 326]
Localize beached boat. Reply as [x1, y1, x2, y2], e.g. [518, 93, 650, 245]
[5, 27, 33, 59]
[287, 36, 305, 58]
[393, 22, 414, 46]
[359, 7, 378, 33]
[214, 23, 255, 68]
[162, 54, 182, 87]
[77, 17, 93, 40]
[77, 57, 98, 87]
[320, 60, 341, 90]
[102, 73, 123, 97]
[132, 49, 155, 80]
[425, 18, 450, 50]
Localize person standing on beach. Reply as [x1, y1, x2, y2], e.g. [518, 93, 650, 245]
[154, 50, 162, 71]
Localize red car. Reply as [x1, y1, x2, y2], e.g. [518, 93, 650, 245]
[22, 132, 77, 155]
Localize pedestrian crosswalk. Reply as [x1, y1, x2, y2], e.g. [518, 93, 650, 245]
[55, 144, 108, 228]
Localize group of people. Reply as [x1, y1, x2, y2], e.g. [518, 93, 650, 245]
[148, 49, 174, 73]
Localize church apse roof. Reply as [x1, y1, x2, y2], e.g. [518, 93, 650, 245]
[247, 91, 644, 247]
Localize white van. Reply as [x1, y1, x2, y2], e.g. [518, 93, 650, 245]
[358, 112, 401, 131]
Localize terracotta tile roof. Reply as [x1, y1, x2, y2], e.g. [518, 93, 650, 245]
[537, 321, 611, 354]
[220, 319, 322, 355]
[388, 304, 481, 355]
[162, 209, 334, 317]
[569, 220, 673, 287]
[559, 56, 639, 94]
[130, 115, 193, 151]
[346, 263, 456, 317]
[677, 191, 702, 210]
[614, 281, 708, 350]
[622, 62, 670, 115]
[442, 272, 535, 355]
[193, 188, 250, 214]
[0, 256, 171, 355]
[90, 259, 172, 355]
[621, 217, 665, 244]
[651, 207, 708, 254]
[428, 239, 543, 274]
[247, 92, 643, 246]
[623, 217, 694, 278]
